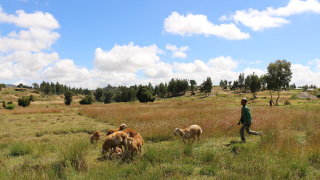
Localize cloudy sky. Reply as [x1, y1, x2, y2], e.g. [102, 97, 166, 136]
[0, 0, 320, 89]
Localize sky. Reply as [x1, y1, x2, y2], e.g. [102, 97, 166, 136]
[0, 0, 320, 89]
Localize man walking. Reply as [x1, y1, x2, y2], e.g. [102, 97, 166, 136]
[237, 98, 262, 142]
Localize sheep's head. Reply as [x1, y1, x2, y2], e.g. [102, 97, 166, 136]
[174, 128, 180, 136]
[120, 124, 128, 130]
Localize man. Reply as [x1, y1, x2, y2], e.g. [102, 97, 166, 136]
[237, 98, 262, 142]
[269, 99, 273, 107]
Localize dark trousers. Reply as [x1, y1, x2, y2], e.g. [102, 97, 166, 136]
[240, 122, 260, 142]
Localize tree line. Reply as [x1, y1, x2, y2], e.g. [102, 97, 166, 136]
[219, 59, 293, 105]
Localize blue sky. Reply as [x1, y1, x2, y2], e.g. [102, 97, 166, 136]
[0, 0, 320, 89]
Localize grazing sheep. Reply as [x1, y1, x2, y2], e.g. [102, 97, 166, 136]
[108, 147, 123, 160]
[106, 124, 127, 136]
[101, 131, 131, 157]
[90, 131, 102, 143]
[174, 125, 202, 144]
[128, 134, 144, 155]
[121, 128, 139, 138]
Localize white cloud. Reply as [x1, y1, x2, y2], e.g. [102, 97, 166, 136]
[94, 42, 162, 72]
[166, 43, 189, 59]
[0, 6, 59, 29]
[164, 12, 250, 40]
[144, 62, 173, 78]
[242, 67, 266, 77]
[291, 64, 320, 86]
[208, 56, 239, 71]
[222, 0, 320, 31]
[308, 59, 320, 71]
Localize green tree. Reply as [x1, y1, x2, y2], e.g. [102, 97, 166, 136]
[249, 73, 261, 99]
[266, 59, 292, 105]
[202, 77, 213, 97]
[238, 73, 245, 92]
[18, 96, 31, 107]
[190, 80, 197, 95]
[64, 91, 73, 105]
[79, 95, 95, 105]
[136, 86, 155, 103]
[104, 91, 113, 103]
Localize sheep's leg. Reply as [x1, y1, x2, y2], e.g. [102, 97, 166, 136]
[183, 138, 186, 144]
[191, 137, 196, 144]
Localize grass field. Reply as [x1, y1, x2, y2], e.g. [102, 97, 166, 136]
[0, 87, 320, 179]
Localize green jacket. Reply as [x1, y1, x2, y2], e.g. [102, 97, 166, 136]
[240, 105, 252, 123]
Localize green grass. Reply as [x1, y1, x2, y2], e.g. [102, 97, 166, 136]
[0, 88, 320, 179]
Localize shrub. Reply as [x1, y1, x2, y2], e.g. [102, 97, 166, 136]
[79, 95, 94, 105]
[2, 101, 6, 108]
[5, 104, 15, 110]
[317, 94, 320, 98]
[29, 95, 35, 102]
[9, 142, 33, 156]
[18, 96, 31, 107]
[136, 86, 155, 103]
[284, 100, 290, 105]
[64, 91, 73, 105]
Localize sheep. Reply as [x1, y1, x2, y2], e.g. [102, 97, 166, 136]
[101, 131, 131, 157]
[174, 125, 202, 144]
[128, 134, 144, 155]
[106, 124, 127, 136]
[108, 147, 123, 160]
[90, 131, 102, 143]
[121, 128, 139, 138]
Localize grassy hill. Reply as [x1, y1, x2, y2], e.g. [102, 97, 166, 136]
[0, 87, 320, 179]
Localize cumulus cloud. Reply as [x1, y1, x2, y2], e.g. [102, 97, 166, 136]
[164, 12, 250, 40]
[308, 59, 320, 71]
[144, 62, 173, 78]
[0, 6, 59, 29]
[166, 44, 189, 59]
[94, 42, 162, 72]
[291, 64, 320, 86]
[222, 0, 320, 31]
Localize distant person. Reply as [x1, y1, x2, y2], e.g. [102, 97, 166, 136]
[269, 99, 273, 107]
[237, 98, 263, 142]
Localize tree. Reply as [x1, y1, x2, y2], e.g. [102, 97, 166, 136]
[79, 95, 94, 105]
[0, 83, 6, 91]
[202, 77, 213, 97]
[238, 73, 245, 92]
[104, 91, 113, 103]
[136, 86, 155, 103]
[18, 96, 31, 107]
[266, 59, 292, 105]
[64, 91, 73, 105]
[190, 80, 197, 95]
[249, 73, 261, 99]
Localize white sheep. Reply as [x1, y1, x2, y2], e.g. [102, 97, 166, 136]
[174, 125, 202, 144]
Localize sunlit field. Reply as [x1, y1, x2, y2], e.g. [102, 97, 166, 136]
[1, 87, 320, 179]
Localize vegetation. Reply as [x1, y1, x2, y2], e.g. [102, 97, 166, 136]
[0, 86, 320, 179]
[201, 77, 213, 96]
[136, 86, 155, 103]
[18, 96, 31, 107]
[79, 95, 95, 105]
[64, 90, 74, 105]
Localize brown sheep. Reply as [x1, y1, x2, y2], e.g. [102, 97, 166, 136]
[128, 134, 144, 155]
[106, 124, 127, 136]
[90, 131, 102, 143]
[101, 131, 131, 157]
[121, 128, 139, 138]
[174, 125, 202, 144]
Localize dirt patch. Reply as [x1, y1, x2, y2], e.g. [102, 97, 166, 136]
[298, 92, 317, 99]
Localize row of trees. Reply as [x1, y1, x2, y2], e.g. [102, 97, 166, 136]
[38, 81, 91, 95]
[220, 59, 292, 105]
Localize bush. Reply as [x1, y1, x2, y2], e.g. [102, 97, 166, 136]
[64, 91, 73, 105]
[284, 100, 290, 105]
[79, 95, 94, 105]
[18, 96, 31, 107]
[29, 95, 35, 102]
[2, 101, 6, 108]
[317, 94, 320, 98]
[136, 86, 155, 103]
[7, 101, 13, 105]
[6, 104, 15, 110]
